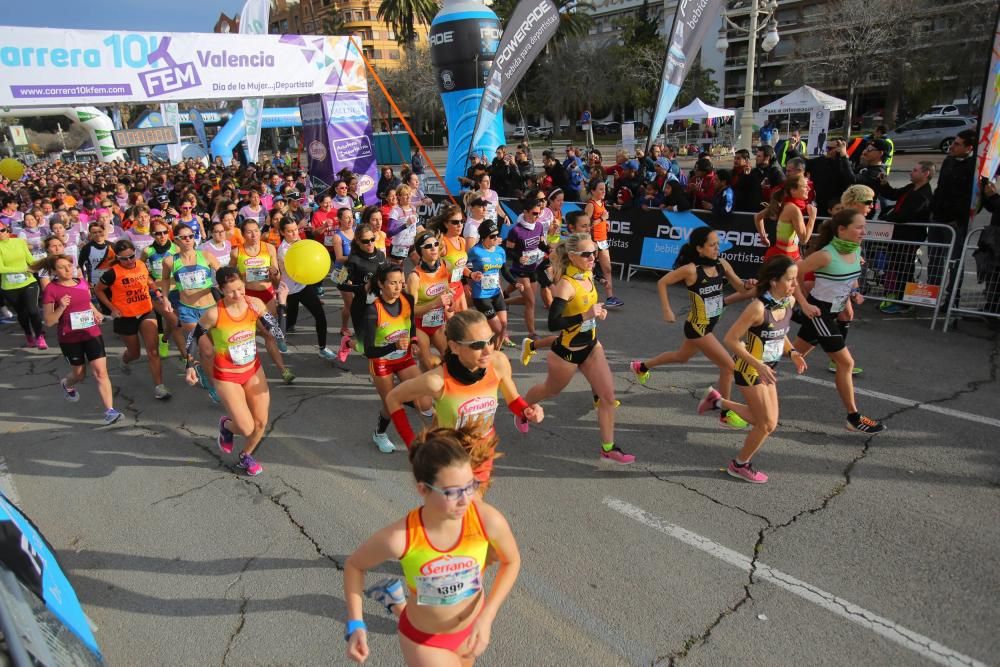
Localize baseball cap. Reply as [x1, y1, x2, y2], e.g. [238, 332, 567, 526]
[655, 157, 671, 170]
[478, 219, 499, 239]
[624, 159, 640, 171]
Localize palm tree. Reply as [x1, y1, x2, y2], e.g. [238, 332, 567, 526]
[490, 0, 594, 43]
[377, 0, 439, 45]
[321, 13, 350, 36]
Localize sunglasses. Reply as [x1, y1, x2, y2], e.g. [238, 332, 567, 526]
[860, 200, 874, 206]
[421, 241, 440, 250]
[181, 206, 192, 210]
[455, 336, 496, 351]
[176, 234, 195, 240]
[424, 479, 481, 501]
[0, 228, 9, 234]
[117, 254, 137, 261]
[153, 230, 170, 236]
[486, 233, 500, 239]
[448, 218, 464, 225]
[359, 237, 376, 244]
[572, 250, 597, 259]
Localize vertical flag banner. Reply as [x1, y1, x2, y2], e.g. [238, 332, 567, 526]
[239, 0, 270, 163]
[647, 0, 724, 151]
[972, 12, 1000, 222]
[469, 0, 560, 152]
[160, 102, 183, 164]
[189, 108, 209, 152]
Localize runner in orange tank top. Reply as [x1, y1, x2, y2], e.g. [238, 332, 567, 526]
[583, 181, 623, 308]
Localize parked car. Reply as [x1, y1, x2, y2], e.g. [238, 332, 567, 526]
[918, 104, 970, 118]
[512, 125, 527, 139]
[886, 116, 976, 153]
[529, 126, 552, 139]
[595, 121, 621, 135]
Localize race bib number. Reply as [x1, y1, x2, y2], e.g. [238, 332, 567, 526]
[332, 266, 349, 285]
[522, 249, 543, 265]
[705, 294, 724, 318]
[415, 566, 482, 606]
[480, 273, 500, 291]
[178, 269, 208, 291]
[384, 348, 407, 360]
[486, 203, 497, 220]
[69, 309, 95, 330]
[323, 233, 337, 247]
[451, 266, 465, 283]
[391, 244, 410, 258]
[831, 295, 848, 314]
[30, 248, 46, 262]
[150, 258, 164, 277]
[245, 266, 270, 282]
[762, 338, 784, 363]
[228, 340, 257, 365]
[6, 272, 28, 284]
[90, 268, 106, 286]
[579, 318, 596, 333]
[422, 307, 445, 328]
[596, 240, 610, 251]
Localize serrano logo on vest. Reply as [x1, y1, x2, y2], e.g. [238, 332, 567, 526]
[425, 282, 448, 297]
[421, 555, 477, 576]
[458, 396, 498, 417]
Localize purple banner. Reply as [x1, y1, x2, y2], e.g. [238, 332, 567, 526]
[300, 91, 379, 204]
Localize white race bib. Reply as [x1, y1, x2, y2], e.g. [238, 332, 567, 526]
[705, 294, 724, 318]
[422, 307, 445, 328]
[391, 244, 410, 258]
[831, 295, 848, 314]
[245, 266, 270, 282]
[522, 249, 543, 265]
[228, 339, 257, 365]
[30, 248, 47, 262]
[762, 338, 784, 363]
[90, 268, 106, 286]
[450, 266, 464, 283]
[415, 566, 482, 606]
[596, 240, 610, 251]
[579, 318, 596, 332]
[150, 258, 164, 277]
[69, 309, 96, 330]
[332, 266, 349, 285]
[6, 272, 28, 284]
[480, 273, 500, 291]
[323, 233, 337, 247]
[178, 268, 208, 291]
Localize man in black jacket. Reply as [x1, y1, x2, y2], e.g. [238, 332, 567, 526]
[731, 149, 762, 211]
[929, 129, 976, 301]
[542, 150, 570, 193]
[877, 161, 934, 313]
[807, 138, 855, 216]
[490, 145, 519, 197]
[853, 138, 889, 218]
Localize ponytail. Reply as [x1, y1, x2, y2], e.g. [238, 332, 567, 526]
[809, 209, 858, 253]
[674, 226, 713, 268]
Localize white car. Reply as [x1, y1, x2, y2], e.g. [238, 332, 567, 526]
[919, 105, 962, 118]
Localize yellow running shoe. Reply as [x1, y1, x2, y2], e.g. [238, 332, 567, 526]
[521, 337, 536, 366]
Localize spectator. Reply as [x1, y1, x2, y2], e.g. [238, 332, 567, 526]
[852, 125, 896, 174]
[459, 153, 483, 189]
[638, 181, 665, 210]
[775, 128, 807, 167]
[712, 169, 735, 224]
[562, 146, 586, 202]
[376, 166, 399, 200]
[662, 145, 683, 182]
[784, 158, 815, 204]
[489, 145, 518, 197]
[688, 158, 718, 210]
[542, 151, 570, 195]
[853, 139, 889, 196]
[878, 161, 934, 313]
[661, 180, 692, 212]
[730, 149, 762, 211]
[807, 139, 855, 217]
[410, 145, 424, 176]
[752, 145, 785, 205]
[612, 160, 641, 209]
[929, 129, 977, 303]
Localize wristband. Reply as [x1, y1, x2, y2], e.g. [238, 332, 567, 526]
[508, 396, 530, 419]
[390, 408, 416, 447]
[344, 619, 366, 641]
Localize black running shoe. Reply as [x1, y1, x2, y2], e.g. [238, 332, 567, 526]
[846, 413, 886, 434]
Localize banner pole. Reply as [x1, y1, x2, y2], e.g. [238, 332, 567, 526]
[349, 37, 458, 207]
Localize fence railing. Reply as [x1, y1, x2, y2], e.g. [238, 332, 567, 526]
[943, 226, 1000, 331]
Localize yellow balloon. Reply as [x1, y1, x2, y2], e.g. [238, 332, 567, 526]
[0, 158, 25, 181]
[284, 239, 331, 285]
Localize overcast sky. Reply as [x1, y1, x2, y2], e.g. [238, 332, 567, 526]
[3, 1, 243, 32]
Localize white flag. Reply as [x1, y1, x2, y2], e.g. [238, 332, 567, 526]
[239, 0, 270, 163]
[160, 103, 183, 165]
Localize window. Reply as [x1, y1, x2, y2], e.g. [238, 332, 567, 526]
[390, 50, 400, 60]
[373, 49, 384, 60]
[354, 11, 363, 21]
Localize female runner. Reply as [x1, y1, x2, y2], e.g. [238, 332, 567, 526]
[199, 221, 233, 266]
[435, 204, 469, 314]
[387, 184, 421, 266]
[276, 218, 335, 360]
[754, 174, 817, 261]
[465, 221, 521, 348]
[583, 181, 623, 308]
[503, 193, 549, 340]
[630, 227, 756, 429]
[143, 218, 178, 358]
[342, 223, 388, 361]
[522, 233, 635, 464]
[344, 428, 520, 666]
[470, 172, 508, 227]
[332, 206, 357, 340]
[1, 220, 47, 349]
[408, 230, 454, 370]
[696, 255, 808, 483]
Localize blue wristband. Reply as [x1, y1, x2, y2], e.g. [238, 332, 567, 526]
[345, 619, 366, 641]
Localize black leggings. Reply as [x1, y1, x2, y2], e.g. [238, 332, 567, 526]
[3, 282, 43, 338]
[286, 284, 327, 348]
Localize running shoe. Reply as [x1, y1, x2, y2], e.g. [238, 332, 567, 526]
[372, 431, 397, 454]
[60, 379, 79, 402]
[316, 287, 325, 297]
[120, 352, 132, 375]
[880, 302, 912, 315]
[520, 337, 535, 366]
[630, 360, 650, 385]
[827, 362, 863, 376]
[604, 296, 625, 309]
[846, 413, 886, 434]
[364, 578, 406, 615]
[35, 334, 48, 351]
[153, 384, 172, 400]
[697, 387, 721, 415]
[103, 408, 123, 426]
[593, 397, 621, 409]
[207, 385, 221, 404]
[218, 416, 235, 454]
[727, 460, 768, 484]
[277, 336, 288, 353]
[281, 367, 296, 384]
[600, 446, 635, 464]
[318, 346, 337, 361]
[720, 410, 749, 430]
[502, 338, 517, 349]
[238, 453, 263, 476]
[22, 335, 36, 348]
[337, 336, 352, 362]
[0, 315, 16, 325]
[195, 363, 210, 390]
[158, 336, 170, 359]
[513, 414, 530, 434]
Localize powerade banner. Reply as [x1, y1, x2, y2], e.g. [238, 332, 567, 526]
[469, 0, 560, 150]
[300, 91, 379, 205]
[188, 108, 208, 152]
[239, 0, 270, 163]
[0, 28, 366, 106]
[646, 0, 724, 151]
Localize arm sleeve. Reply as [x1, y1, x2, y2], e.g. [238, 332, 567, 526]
[500, 262, 518, 285]
[548, 296, 584, 332]
[404, 293, 417, 338]
[100, 267, 116, 286]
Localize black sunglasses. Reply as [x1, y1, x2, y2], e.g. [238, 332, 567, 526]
[486, 233, 500, 239]
[359, 237, 376, 244]
[153, 231, 170, 236]
[117, 254, 137, 261]
[455, 336, 497, 351]
[448, 218, 464, 225]
[572, 250, 597, 259]
[860, 200, 874, 206]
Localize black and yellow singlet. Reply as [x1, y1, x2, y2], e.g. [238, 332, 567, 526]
[556, 264, 599, 350]
[734, 296, 792, 386]
[684, 261, 725, 339]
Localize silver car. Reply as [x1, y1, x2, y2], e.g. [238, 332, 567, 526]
[887, 116, 976, 153]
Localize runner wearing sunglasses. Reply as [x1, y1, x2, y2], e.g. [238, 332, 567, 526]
[522, 233, 635, 464]
[341, 223, 388, 362]
[142, 219, 179, 358]
[434, 204, 470, 315]
[408, 230, 453, 371]
[504, 191, 551, 343]
[384, 309, 544, 493]
[465, 220, 521, 348]
[344, 428, 520, 666]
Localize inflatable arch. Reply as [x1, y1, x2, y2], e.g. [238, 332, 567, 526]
[210, 108, 302, 165]
[0, 106, 125, 162]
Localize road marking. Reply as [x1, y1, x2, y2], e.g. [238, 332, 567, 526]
[790, 375, 1000, 429]
[0, 457, 20, 505]
[604, 497, 987, 667]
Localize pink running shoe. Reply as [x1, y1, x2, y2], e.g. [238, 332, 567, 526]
[338, 335, 352, 362]
[238, 453, 263, 476]
[23, 335, 36, 348]
[727, 460, 768, 484]
[36, 334, 48, 350]
[600, 446, 635, 464]
[218, 416, 234, 454]
[697, 387, 721, 415]
[513, 414, 530, 434]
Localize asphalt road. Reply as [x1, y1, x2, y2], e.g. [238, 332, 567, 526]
[1, 255, 998, 667]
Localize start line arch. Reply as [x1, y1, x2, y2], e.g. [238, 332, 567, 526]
[0, 106, 125, 162]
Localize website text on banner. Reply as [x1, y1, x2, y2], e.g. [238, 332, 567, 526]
[300, 91, 380, 205]
[0, 28, 364, 106]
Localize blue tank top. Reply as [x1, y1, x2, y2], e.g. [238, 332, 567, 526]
[467, 244, 507, 299]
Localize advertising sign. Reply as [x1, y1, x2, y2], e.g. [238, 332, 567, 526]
[0, 27, 364, 106]
[300, 91, 379, 205]
[8, 125, 28, 146]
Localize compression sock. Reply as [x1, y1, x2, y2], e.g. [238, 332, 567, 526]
[376, 413, 391, 435]
[602, 442, 615, 452]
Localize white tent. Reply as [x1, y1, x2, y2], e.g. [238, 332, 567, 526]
[664, 98, 736, 121]
[760, 85, 846, 114]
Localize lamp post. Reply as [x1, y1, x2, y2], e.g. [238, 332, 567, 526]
[716, 0, 780, 151]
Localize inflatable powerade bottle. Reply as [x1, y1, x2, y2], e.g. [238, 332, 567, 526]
[430, 0, 506, 193]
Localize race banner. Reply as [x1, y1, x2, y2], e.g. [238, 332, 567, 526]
[646, 0, 724, 152]
[469, 0, 560, 151]
[972, 10, 1000, 224]
[239, 0, 270, 163]
[300, 90, 379, 205]
[0, 28, 367, 106]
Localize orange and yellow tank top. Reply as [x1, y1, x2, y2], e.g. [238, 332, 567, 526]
[236, 244, 271, 284]
[433, 361, 500, 436]
[399, 504, 489, 605]
[441, 235, 468, 285]
[414, 261, 451, 329]
[590, 199, 608, 241]
[210, 299, 260, 373]
[373, 296, 412, 359]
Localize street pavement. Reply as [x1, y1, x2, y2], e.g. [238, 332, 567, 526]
[1, 260, 997, 666]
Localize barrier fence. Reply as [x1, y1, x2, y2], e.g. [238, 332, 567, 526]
[943, 226, 1000, 331]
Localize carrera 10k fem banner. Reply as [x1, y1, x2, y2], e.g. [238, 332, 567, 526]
[0, 27, 366, 106]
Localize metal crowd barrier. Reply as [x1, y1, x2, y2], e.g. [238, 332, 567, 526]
[942, 226, 1000, 332]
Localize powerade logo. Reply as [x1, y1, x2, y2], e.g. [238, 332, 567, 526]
[300, 102, 325, 125]
[326, 99, 368, 123]
[639, 212, 732, 270]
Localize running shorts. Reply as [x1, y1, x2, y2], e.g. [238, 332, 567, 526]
[473, 293, 506, 320]
[398, 606, 479, 652]
[684, 316, 720, 339]
[60, 336, 106, 366]
[795, 295, 846, 354]
[245, 285, 275, 304]
[368, 352, 416, 377]
[552, 339, 596, 365]
[113, 310, 155, 336]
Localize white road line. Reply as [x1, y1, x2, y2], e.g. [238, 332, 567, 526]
[790, 375, 1000, 429]
[0, 457, 20, 505]
[604, 498, 988, 667]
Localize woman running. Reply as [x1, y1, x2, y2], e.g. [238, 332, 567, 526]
[504, 193, 550, 341]
[584, 181, 623, 308]
[143, 218, 179, 358]
[385, 309, 544, 492]
[38, 255, 122, 425]
[629, 227, 755, 429]
[471, 172, 508, 227]
[344, 428, 520, 666]
[435, 204, 469, 314]
[94, 239, 172, 400]
[522, 233, 635, 464]
[342, 223, 388, 361]
[462, 196, 489, 251]
[361, 264, 429, 453]
[231, 219, 294, 383]
[466, 221, 521, 348]
[17, 210, 49, 264]
[276, 218, 335, 360]
[199, 221, 233, 266]
[696, 255, 807, 483]
[387, 184, 421, 266]
[792, 210, 885, 434]
[332, 206, 357, 340]
[755, 174, 817, 261]
[0, 221, 47, 349]
[408, 230, 454, 371]
[360, 206, 387, 252]
[185, 266, 282, 477]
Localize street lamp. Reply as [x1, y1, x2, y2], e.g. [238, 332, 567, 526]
[717, 0, 780, 151]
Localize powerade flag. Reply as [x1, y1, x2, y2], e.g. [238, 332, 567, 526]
[431, 0, 506, 193]
[469, 0, 560, 151]
[189, 108, 209, 152]
[646, 0, 724, 152]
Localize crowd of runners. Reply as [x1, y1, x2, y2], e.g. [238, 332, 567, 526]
[0, 154, 894, 665]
